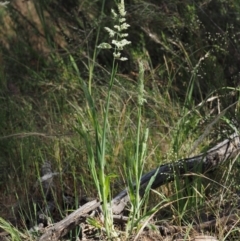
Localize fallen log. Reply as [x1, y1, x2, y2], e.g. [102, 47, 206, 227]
[38, 200, 101, 241]
[111, 133, 240, 214]
[38, 133, 240, 240]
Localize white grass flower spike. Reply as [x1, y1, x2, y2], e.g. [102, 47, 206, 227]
[98, 0, 131, 61]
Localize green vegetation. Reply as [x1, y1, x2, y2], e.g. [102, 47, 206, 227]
[0, 0, 240, 240]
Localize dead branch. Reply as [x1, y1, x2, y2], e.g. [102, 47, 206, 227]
[38, 134, 240, 240]
[38, 200, 101, 241]
[111, 133, 240, 214]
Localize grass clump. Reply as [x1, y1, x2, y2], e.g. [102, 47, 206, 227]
[72, 0, 157, 237]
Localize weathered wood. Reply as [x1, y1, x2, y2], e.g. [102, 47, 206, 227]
[38, 200, 101, 241]
[111, 133, 240, 214]
[38, 134, 240, 240]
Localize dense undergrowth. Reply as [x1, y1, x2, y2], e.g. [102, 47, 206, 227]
[0, 0, 240, 240]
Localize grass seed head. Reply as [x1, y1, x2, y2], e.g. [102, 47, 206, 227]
[97, 0, 131, 61]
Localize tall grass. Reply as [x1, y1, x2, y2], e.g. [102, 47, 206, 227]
[70, 0, 132, 237]
[69, 0, 166, 237]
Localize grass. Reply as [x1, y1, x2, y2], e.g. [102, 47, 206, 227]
[1, 0, 240, 240]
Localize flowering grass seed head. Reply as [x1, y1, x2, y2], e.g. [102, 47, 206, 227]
[111, 9, 118, 18]
[118, 0, 126, 17]
[104, 27, 116, 38]
[138, 61, 147, 106]
[98, 0, 131, 61]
